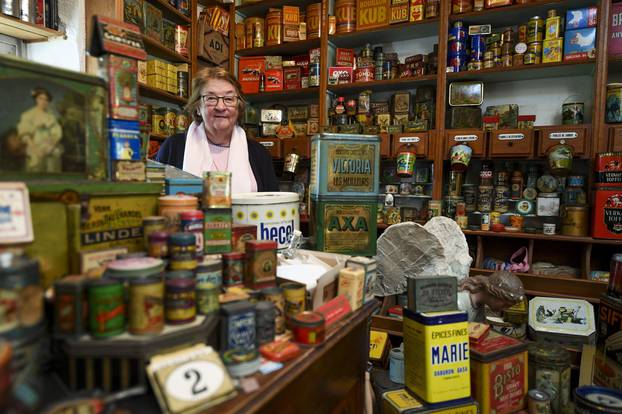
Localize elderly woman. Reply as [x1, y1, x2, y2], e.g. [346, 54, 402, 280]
[156, 67, 278, 192]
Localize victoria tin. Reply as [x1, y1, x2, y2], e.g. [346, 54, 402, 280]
[310, 133, 380, 197]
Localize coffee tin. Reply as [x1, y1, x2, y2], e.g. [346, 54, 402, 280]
[87, 279, 125, 338]
[129, 277, 164, 335]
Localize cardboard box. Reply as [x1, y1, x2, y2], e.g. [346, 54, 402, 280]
[336, 48, 355, 66]
[566, 7, 598, 30]
[264, 68, 283, 91]
[238, 57, 265, 94]
[564, 27, 597, 61]
[328, 66, 353, 84]
[357, 0, 389, 30]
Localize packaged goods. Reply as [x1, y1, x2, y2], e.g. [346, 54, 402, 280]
[238, 57, 265, 94]
[542, 38, 563, 63]
[610, 3, 622, 55]
[356, 0, 389, 30]
[244, 240, 277, 289]
[528, 296, 596, 346]
[563, 28, 596, 61]
[596, 153, 622, 184]
[565, 7, 598, 30]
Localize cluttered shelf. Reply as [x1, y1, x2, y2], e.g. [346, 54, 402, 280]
[244, 87, 319, 103]
[327, 18, 440, 48]
[0, 13, 64, 42]
[236, 39, 321, 58]
[462, 229, 622, 246]
[327, 75, 438, 94]
[448, 0, 597, 25]
[145, 0, 191, 23]
[234, 0, 319, 17]
[446, 60, 595, 82]
[141, 35, 191, 64]
[138, 84, 188, 105]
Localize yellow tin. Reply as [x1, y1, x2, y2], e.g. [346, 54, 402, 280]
[383, 389, 423, 414]
[542, 38, 563, 63]
[403, 309, 470, 404]
[383, 389, 478, 414]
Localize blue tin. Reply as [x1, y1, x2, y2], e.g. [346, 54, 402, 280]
[389, 346, 404, 384]
[108, 119, 141, 161]
[449, 26, 467, 41]
[221, 300, 256, 351]
[165, 178, 203, 195]
[574, 386, 622, 413]
[310, 133, 380, 197]
[470, 35, 485, 60]
[448, 40, 467, 55]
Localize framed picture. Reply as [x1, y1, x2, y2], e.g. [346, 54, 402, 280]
[0, 182, 33, 244]
[0, 54, 108, 180]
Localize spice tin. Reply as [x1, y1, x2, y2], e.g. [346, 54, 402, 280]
[527, 389, 551, 413]
[255, 301, 275, 345]
[470, 330, 528, 413]
[335, 0, 356, 33]
[54, 275, 87, 337]
[407, 276, 457, 313]
[528, 342, 571, 413]
[575, 386, 622, 414]
[87, 279, 125, 338]
[310, 133, 380, 197]
[222, 252, 245, 287]
[168, 232, 197, 270]
[221, 300, 256, 351]
[528, 296, 596, 346]
[202, 171, 232, 208]
[403, 309, 470, 403]
[158, 194, 199, 232]
[204, 208, 232, 254]
[128, 277, 164, 335]
[261, 287, 285, 334]
[244, 240, 277, 288]
[105, 257, 165, 280]
[195, 259, 222, 285]
[282, 282, 306, 323]
[148, 231, 169, 259]
[143, 216, 166, 248]
[180, 210, 204, 256]
[165, 277, 196, 325]
[607, 84, 622, 123]
[291, 311, 325, 346]
[561, 205, 589, 236]
[196, 282, 220, 315]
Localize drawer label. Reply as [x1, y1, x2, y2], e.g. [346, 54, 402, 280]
[399, 136, 421, 143]
[260, 141, 274, 147]
[453, 135, 478, 142]
[498, 133, 524, 141]
[549, 132, 578, 140]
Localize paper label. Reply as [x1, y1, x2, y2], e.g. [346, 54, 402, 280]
[498, 133, 524, 141]
[399, 136, 421, 143]
[454, 135, 478, 142]
[549, 132, 578, 140]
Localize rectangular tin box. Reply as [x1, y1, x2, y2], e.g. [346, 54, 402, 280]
[563, 28, 596, 61]
[593, 186, 622, 239]
[598, 293, 622, 363]
[346, 256, 377, 303]
[407, 276, 457, 313]
[383, 390, 478, 414]
[309, 133, 380, 197]
[528, 296, 596, 346]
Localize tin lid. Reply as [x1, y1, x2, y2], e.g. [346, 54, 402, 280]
[149, 231, 169, 242]
[130, 277, 162, 286]
[165, 277, 195, 289]
[527, 342, 570, 364]
[245, 240, 277, 252]
[528, 389, 550, 402]
[292, 311, 325, 327]
[232, 192, 299, 205]
[222, 252, 245, 260]
[143, 216, 166, 224]
[404, 308, 468, 325]
[196, 259, 222, 272]
[575, 386, 622, 412]
[221, 300, 255, 315]
[470, 330, 526, 362]
[169, 232, 196, 246]
[106, 257, 165, 275]
[180, 210, 204, 220]
[165, 270, 194, 280]
[537, 192, 559, 198]
[158, 194, 198, 205]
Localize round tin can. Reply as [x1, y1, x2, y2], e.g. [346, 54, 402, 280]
[165, 278, 196, 324]
[265, 8, 282, 46]
[54, 275, 87, 337]
[168, 232, 197, 270]
[470, 35, 485, 60]
[528, 342, 571, 413]
[527, 16, 544, 43]
[428, 200, 442, 219]
[389, 346, 404, 384]
[203, 171, 232, 209]
[396, 149, 416, 177]
[561, 205, 589, 236]
[165, 107, 177, 135]
[291, 311, 325, 345]
[528, 41, 542, 56]
[548, 143, 574, 175]
[129, 277, 164, 335]
[105, 257, 166, 281]
[87, 279, 125, 338]
[180, 210, 204, 256]
[222, 252, 245, 286]
[527, 389, 551, 413]
[255, 301, 276, 345]
[607, 83, 622, 123]
[575, 386, 622, 414]
[335, 0, 355, 33]
[148, 231, 169, 259]
[524, 52, 537, 65]
[282, 282, 306, 323]
[143, 216, 166, 248]
[245, 17, 264, 48]
[196, 282, 220, 315]
[196, 259, 222, 285]
[261, 287, 285, 334]
[478, 186, 494, 212]
[158, 194, 199, 232]
[513, 53, 524, 66]
[562, 101, 584, 125]
[306, 3, 321, 39]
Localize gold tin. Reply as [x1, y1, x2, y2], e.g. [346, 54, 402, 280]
[265, 8, 282, 46]
[524, 52, 537, 65]
[501, 54, 513, 67]
[528, 42, 542, 56]
[282, 282, 306, 325]
[203, 171, 232, 208]
[335, 0, 356, 34]
[244, 17, 264, 48]
[513, 53, 524, 66]
[129, 278, 164, 335]
[306, 3, 322, 39]
[561, 205, 589, 236]
[527, 16, 544, 43]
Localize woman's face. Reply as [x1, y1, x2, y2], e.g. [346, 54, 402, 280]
[35, 93, 50, 110]
[198, 78, 239, 136]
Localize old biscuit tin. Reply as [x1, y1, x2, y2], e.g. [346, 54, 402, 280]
[470, 330, 528, 413]
[596, 153, 622, 184]
[128, 277, 164, 335]
[383, 389, 478, 414]
[528, 296, 596, 346]
[404, 309, 470, 404]
[310, 133, 380, 197]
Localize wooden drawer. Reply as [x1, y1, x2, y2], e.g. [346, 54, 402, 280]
[489, 129, 534, 157]
[610, 126, 622, 152]
[391, 132, 429, 158]
[538, 125, 588, 157]
[281, 137, 310, 159]
[255, 137, 282, 159]
[445, 129, 486, 157]
[379, 133, 391, 158]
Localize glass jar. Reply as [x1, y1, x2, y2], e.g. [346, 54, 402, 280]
[478, 186, 494, 212]
[528, 343, 571, 414]
[168, 232, 197, 270]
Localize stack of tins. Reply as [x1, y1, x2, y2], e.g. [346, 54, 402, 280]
[310, 133, 380, 256]
[0, 255, 45, 388]
[202, 171, 233, 254]
[593, 153, 622, 239]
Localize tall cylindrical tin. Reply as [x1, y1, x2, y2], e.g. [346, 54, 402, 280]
[168, 232, 197, 270]
[129, 278, 164, 335]
[87, 279, 125, 338]
[335, 0, 355, 33]
[261, 287, 285, 334]
[561, 205, 589, 236]
[265, 8, 282, 46]
[143, 216, 166, 249]
[282, 282, 306, 324]
[180, 210, 204, 256]
[196, 282, 220, 315]
[527, 342, 570, 414]
[195, 259, 222, 285]
[53, 275, 87, 337]
[165, 278, 196, 325]
[222, 252, 245, 287]
[306, 3, 322, 39]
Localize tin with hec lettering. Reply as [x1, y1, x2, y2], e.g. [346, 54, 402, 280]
[87, 279, 125, 338]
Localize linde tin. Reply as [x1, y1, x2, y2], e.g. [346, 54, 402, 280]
[232, 192, 299, 249]
[403, 309, 470, 404]
[309, 133, 380, 197]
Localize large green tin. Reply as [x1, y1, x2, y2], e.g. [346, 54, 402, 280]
[87, 279, 125, 338]
[310, 133, 381, 197]
[310, 195, 378, 256]
[204, 208, 232, 254]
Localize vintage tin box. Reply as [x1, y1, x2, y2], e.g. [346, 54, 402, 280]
[164, 177, 202, 196]
[470, 330, 528, 413]
[596, 153, 622, 184]
[356, 0, 390, 30]
[407, 276, 457, 313]
[593, 186, 622, 239]
[24, 181, 161, 287]
[598, 293, 622, 363]
[403, 309, 470, 404]
[0, 55, 108, 181]
[448, 81, 483, 107]
[220, 300, 256, 351]
[566, 7, 598, 30]
[563, 28, 596, 61]
[610, 3, 622, 56]
[346, 256, 377, 303]
[310, 195, 378, 256]
[383, 390, 478, 414]
[447, 107, 482, 129]
[528, 296, 596, 346]
[310, 133, 380, 197]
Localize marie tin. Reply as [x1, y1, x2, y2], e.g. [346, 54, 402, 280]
[403, 309, 470, 403]
[223, 252, 245, 287]
[204, 208, 232, 253]
[291, 311, 325, 345]
[470, 330, 528, 413]
[128, 277, 164, 335]
[245, 240, 277, 289]
[575, 386, 622, 414]
[221, 300, 256, 351]
[165, 277, 196, 325]
[310, 133, 380, 197]
[196, 282, 220, 315]
[202, 171, 232, 208]
[53, 275, 87, 337]
[87, 279, 125, 338]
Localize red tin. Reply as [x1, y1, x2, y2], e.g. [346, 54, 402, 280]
[291, 311, 325, 345]
[593, 186, 622, 239]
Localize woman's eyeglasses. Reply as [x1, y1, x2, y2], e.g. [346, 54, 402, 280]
[201, 95, 239, 107]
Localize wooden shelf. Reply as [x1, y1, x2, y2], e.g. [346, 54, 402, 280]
[244, 87, 318, 103]
[327, 75, 437, 94]
[149, 133, 168, 141]
[145, 0, 191, 24]
[235, 0, 318, 17]
[328, 19, 439, 48]
[471, 268, 605, 303]
[142, 35, 191, 63]
[449, 0, 597, 25]
[447, 60, 595, 83]
[462, 229, 622, 246]
[139, 84, 188, 105]
[236, 39, 321, 57]
[0, 13, 63, 42]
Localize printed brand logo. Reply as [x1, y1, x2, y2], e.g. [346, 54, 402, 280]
[605, 194, 622, 234]
[260, 220, 294, 246]
[228, 312, 256, 350]
[82, 227, 142, 246]
[261, 141, 274, 147]
[498, 134, 524, 141]
[327, 216, 368, 232]
[550, 132, 578, 139]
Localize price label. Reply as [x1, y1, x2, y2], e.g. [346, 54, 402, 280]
[164, 361, 224, 402]
[453, 135, 478, 142]
[260, 141, 275, 147]
[399, 136, 420, 143]
[550, 132, 578, 140]
[498, 133, 524, 141]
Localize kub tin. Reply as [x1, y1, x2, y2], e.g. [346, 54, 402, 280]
[128, 277, 164, 335]
[196, 282, 220, 315]
[255, 301, 276, 345]
[291, 311, 325, 346]
[164, 277, 196, 325]
[261, 287, 285, 334]
[202, 171, 232, 208]
[221, 300, 256, 351]
[53, 275, 87, 337]
[87, 279, 125, 338]
[222, 252, 245, 287]
[204, 207, 232, 254]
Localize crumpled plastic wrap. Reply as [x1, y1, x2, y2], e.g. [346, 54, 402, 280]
[372, 217, 473, 296]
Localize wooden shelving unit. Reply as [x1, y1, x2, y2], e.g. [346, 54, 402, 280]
[448, 0, 596, 24]
[245, 87, 319, 103]
[0, 13, 64, 42]
[146, 0, 192, 23]
[235, 0, 319, 17]
[141, 35, 191, 64]
[328, 19, 440, 47]
[447, 60, 596, 82]
[139, 84, 188, 105]
[236, 39, 321, 57]
[327, 75, 438, 94]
